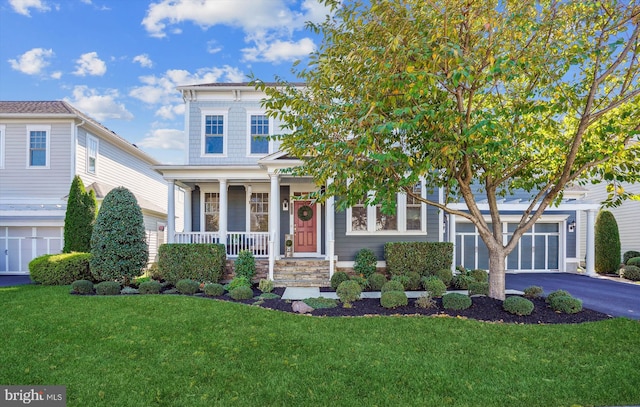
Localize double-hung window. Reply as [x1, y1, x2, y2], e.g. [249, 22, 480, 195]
[249, 192, 269, 232]
[248, 114, 270, 155]
[204, 192, 220, 232]
[87, 135, 98, 174]
[27, 125, 50, 168]
[201, 110, 227, 156]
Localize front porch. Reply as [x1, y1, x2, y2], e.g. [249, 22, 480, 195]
[220, 258, 331, 287]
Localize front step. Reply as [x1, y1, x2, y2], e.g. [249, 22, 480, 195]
[273, 259, 330, 287]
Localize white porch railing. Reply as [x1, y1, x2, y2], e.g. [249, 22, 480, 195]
[173, 232, 269, 258]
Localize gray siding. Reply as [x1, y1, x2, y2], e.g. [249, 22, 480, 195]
[228, 186, 246, 231]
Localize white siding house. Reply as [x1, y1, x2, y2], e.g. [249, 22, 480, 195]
[0, 101, 182, 274]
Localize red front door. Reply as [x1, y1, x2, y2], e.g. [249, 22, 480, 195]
[293, 201, 317, 253]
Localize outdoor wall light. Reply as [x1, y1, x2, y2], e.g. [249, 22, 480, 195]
[282, 199, 289, 212]
[568, 220, 576, 233]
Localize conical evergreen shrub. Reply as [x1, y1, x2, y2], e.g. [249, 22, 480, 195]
[594, 210, 621, 274]
[63, 176, 96, 253]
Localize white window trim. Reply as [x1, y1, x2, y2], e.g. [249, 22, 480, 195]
[26, 125, 51, 169]
[86, 134, 98, 174]
[246, 110, 273, 157]
[200, 109, 228, 157]
[346, 179, 427, 235]
[245, 184, 270, 232]
[0, 124, 5, 169]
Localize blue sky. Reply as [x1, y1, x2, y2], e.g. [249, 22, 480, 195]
[0, 0, 330, 164]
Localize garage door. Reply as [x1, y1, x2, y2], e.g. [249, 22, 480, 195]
[0, 226, 63, 273]
[455, 222, 560, 272]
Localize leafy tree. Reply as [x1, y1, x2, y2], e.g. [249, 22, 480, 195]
[90, 187, 148, 283]
[257, 0, 640, 299]
[595, 210, 621, 274]
[63, 175, 96, 253]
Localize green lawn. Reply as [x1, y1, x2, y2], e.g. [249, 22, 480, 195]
[1, 285, 639, 407]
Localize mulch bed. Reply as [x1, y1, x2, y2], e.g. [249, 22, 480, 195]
[216, 287, 613, 324]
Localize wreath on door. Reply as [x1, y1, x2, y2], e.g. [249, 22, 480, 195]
[297, 205, 313, 221]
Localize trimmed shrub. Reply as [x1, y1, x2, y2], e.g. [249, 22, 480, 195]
[452, 274, 474, 290]
[384, 242, 453, 276]
[158, 244, 226, 284]
[594, 210, 621, 274]
[120, 286, 139, 295]
[226, 276, 252, 292]
[350, 274, 368, 290]
[203, 283, 225, 297]
[229, 286, 254, 300]
[391, 274, 411, 290]
[258, 278, 274, 293]
[63, 175, 97, 253]
[470, 269, 488, 283]
[545, 289, 571, 304]
[303, 297, 338, 309]
[380, 290, 408, 309]
[336, 280, 362, 307]
[503, 296, 535, 316]
[550, 295, 583, 314]
[95, 281, 121, 296]
[367, 272, 387, 291]
[435, 268, 453, 287]
[139, 280, 162, 294]
[442, 292, 472, 310]
[176, 279, 200, 295]
[627, 257, 640, 267]
[146, 263, 162, 281]
[29, 252, 93, 285]
[523, 286, 544, 299]
[406, 272, 422, 290]
[381, 280, 405, 293]
[330, 271, 350, 290]
[468, 281, 489, 296]
[71, 279, 94, 294]
[354, 248, 378, 278]
[256, 292, 280, 300]
[90, 187, 148, 284]
[415, 293, 436, 309]
[234, 250, 256, 282]
[622, 265, 640, 281]
[422, 276, 446, 298]
[623, 251, 640, 264]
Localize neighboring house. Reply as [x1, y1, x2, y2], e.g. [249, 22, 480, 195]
[155, 83, 599, 286]
[0, 101, 182, 274]
[581, 181, 640, 262]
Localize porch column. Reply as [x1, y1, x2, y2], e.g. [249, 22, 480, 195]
[448, 214, 456, 272]
[183, 186, 192, 233]
[326, 178, 335, 278]
[268, 173, 280, 280]
[585, 209, 597, 276]
[167, 179, 176, 243]
[219, 179, 228, 249]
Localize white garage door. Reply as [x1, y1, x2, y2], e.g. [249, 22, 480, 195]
[0, 226, 63, 273]
[456, 222, 560, 272]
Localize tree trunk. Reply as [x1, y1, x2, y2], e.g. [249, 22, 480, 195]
[488, 248, 506, 300]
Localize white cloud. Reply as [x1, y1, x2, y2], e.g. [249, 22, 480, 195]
[133, 54, 153, 68]
[50, 71, 62, 79]
[8, 48, 54, 75]
[137, 128, 185, 150]
[242, 36, 316, 63]
[129, 66, 245, 119]
[64, 86, 134, 121]
[73, 52, 107, 76]
[207, 40, 222, 54]
[9, 0, 50, 16]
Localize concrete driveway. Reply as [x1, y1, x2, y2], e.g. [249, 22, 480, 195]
[507, 272, 640, 320]
[0, 275, 32, 287]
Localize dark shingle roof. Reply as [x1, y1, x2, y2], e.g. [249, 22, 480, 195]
[0, 101, 75, 114]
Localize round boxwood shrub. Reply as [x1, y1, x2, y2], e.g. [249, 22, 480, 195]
[452, 274, 474, 290]
[71, 279, 94, 294]
[258, 278, 274, 293]
[203, 283, 225, 297]
[29, 252, 93, 285]
[470, 269, 488, 283]
[435, 268, 453, 287]
[139, 280, 162, 294]
[406, 272, 421, 290]
[381, 280, 405, 293]
[391, 275, 411, 290]
[330, 271, 350, 290]
[176, 279, 200, 295]
[523, 285, 544, 299]
[226, 276, 252, 292]
[622, 265, 640, 281]
[367, 272, 387, 291]
[468, 281, 489, 296]
[545, 289, 571, 304]
[594, 210, 621, 274]
[95, 281, 121, 295]
[627, 257, 640, 267]
[442, 292, 472, 310]
[234, 250, 256, 282]
[550, 295, 583, 314]
[336, 280, 362, 307]
[422, 276, 446, 298]
[229, 285, 254, 300]
[503, 296, 535, 316]
[623, 251, 640, 264]
[354, 248, 377, 279]
[380, 290, 408, 309]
